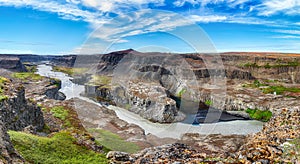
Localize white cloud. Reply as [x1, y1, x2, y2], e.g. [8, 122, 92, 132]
[226, 16, 276, 25]
[272, 35, 300, 39]
[80, 0, 165, 13]
[257, 0, 300, 16]
[274, 29, 300, 35]
[0, 0, 108, 25]
[173, 0, 251, 8]
[190, 15, 227, 23]
[173, 0, 201, 7]
[90, 10, 196, 43]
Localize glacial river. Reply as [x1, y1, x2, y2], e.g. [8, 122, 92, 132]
[37, 64, 263, 139]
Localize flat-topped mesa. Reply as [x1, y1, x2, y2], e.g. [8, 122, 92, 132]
[0, 56, 26, 72]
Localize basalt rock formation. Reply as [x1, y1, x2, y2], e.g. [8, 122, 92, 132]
[0, 56, 26, 72]
[0, 79, 44, 163]
[79, 50, 300, 123]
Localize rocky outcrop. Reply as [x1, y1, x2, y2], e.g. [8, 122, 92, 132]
[0, 86, 44, 131]
[108, 143, 206, 163]
[236, 109, 300, 163]
[0, 83, 45, 163]
[25, 77, 66, 101]
[126, 82, 184, 123]
[0, 56, 26, 72]
[0, 121, 24, 164]
[44, 85, 66, 101]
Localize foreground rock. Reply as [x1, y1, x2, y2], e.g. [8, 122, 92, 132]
[106, 108, 299, 163]
[68, 98, 177, 149]
[237, 109, 300, 163]
[0, 121, 24, 164]
[0, 76, 44, 163]
[23, 77, 66, 101]
[0, 85, 44, 131]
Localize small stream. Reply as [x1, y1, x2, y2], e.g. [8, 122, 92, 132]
[37, 64, 263, 139]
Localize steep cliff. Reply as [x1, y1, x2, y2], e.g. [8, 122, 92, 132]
[0, 80, 44, 163]
[78, 51, 300, 123]
[0, 86, 44, 131]
[0, 56, 26, 72]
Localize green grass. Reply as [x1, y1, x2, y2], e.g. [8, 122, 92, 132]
[88, 128, 140, 153]
[8, 131, 109, 164]
[177, 89, 186, 97]
[50, 77, 61, 87]
[262, 85, 300, 95]
[242, 62, 260, 68]
[25, 65, 37, 73]
[244, 80, 300, 96]
[53, 66, 88, 76]
[283, 138, 300, 161]
[50, 106, 69, 121]
[241, 61, 300, 69]
[246, 108, 272, 122]
[88, 75, 112, 87]
[11, 72, 43, 81]
[0, 76, 9, 101]
[0, 95, 8, 101]
[204, 100, 213, 106]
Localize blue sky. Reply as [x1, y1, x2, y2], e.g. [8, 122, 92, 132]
[1, 0, 300, 54]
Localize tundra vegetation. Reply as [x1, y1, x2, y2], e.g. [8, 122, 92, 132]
[53, 66, 88, 76]
[0, 76, 9, 101]
[8, 131, 109, 164]
[246, 108, 272, 122]
[88, 128, 140, 153]
[11, 72, 43, 81]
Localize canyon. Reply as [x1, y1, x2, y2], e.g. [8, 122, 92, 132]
[0, 50, 299, 163]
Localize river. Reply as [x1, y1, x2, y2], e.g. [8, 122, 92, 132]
[37, 64, 263, 139]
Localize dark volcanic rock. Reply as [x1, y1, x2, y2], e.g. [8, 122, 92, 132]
[0, 86, 44, 131]
[45, 88, 66, 100]
[0, 121, 24, 164]
[129, 143, 205, 163]
[0, 83, 45, 163]
[0, 56, 26, 72]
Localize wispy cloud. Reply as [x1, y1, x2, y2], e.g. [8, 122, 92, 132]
[274, 29, 300, 35]
[272, 35, 300, 39]
[91, 10, 196, 43]
[0, 0, 108, 25]
[80, 0, 165, 13]
[190, 15, 227, 23]
[256, 0, 300, 16]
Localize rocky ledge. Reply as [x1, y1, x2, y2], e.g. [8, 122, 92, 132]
[0, 56, 26, 72]
[0, 79, 44, 163]
[237, 108, 300, 163]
